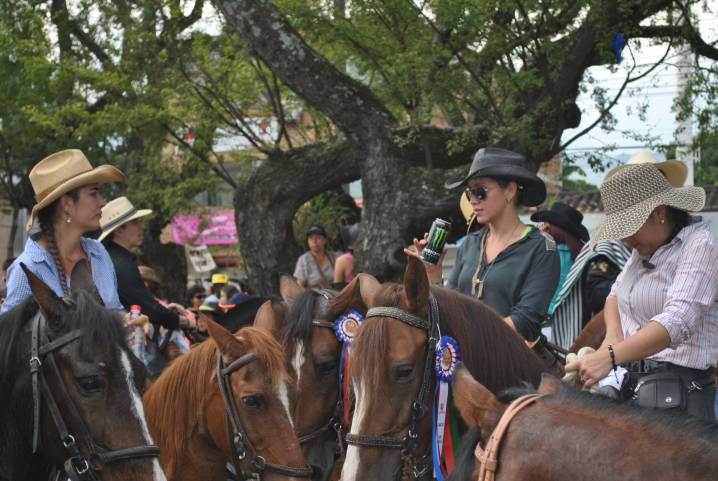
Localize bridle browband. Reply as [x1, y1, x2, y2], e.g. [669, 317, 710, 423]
[29, 312, 160, 481]
[217, 352, 313, 480]
[296, 288, 346, 457]
[344, 296, 440, 480]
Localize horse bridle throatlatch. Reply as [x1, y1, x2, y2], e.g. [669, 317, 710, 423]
[296, 288, 347, 458]
[344, 296, 441, 480]
[217, 352, 313, 480]
[29, 312, 160, 481]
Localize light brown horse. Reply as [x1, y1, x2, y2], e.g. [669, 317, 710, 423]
[568, 309, 606, 353]
[143, 306, 309, 481]
[449, 365, 718, 481]
[335, 256, 548, 481]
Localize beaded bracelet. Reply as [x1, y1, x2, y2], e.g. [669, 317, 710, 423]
[607, 344, 619, 382]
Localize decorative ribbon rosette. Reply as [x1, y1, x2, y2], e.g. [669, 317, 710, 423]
[432, 336, 461, 481]
[333, 309, 364, 424]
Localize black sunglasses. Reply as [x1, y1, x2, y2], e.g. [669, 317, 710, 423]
[464, 186, 492, 201]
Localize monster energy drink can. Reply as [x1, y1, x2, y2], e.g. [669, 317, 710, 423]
[421, 218, 451, 264]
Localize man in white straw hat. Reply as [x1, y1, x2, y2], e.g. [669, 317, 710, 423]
[566, 163, 717, 420]
[100, 196, 195, 333]
[2, 149, 126, 313]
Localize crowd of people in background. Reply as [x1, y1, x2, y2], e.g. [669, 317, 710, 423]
[1, 146, 716, 421]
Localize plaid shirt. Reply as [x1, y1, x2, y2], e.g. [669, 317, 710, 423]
[2, 235, 123, 313]
[610, 220, 718, 370]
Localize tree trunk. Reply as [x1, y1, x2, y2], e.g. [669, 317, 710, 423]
[140, 218, 188, 304]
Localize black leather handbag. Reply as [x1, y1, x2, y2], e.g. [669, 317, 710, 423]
[633, 372, 684, 409]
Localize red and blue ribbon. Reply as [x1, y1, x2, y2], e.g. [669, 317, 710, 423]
[432, 336, 460, 480]
[333, 309, 364, 425]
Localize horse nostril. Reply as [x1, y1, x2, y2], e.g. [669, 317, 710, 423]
[309, 464, 323, 481]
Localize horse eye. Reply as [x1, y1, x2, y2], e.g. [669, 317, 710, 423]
[241, 395, 263, 411]
[76, 376, 104, 393]
[393, 364, 414, 382]
[317, 360, 338, 375]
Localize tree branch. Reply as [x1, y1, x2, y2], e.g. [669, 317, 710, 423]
[634, 24, 718, 60]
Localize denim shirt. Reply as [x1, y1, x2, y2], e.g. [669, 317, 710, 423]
[1, 235, 123, 313]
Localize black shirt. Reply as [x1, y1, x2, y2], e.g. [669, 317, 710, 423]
[104, 241, 180, 330]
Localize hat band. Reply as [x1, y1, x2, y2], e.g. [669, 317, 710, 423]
[34, 167, 93, 202]
[102, 207, 139, 233]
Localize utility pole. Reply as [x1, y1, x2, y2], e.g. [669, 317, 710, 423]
[675, 22, 697, 186]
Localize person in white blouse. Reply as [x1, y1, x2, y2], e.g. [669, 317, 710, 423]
[566, 163, 717, 420]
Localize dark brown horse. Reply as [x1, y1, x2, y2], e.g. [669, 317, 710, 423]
[334, 256, 548, 481]
[278, 276, 345, 481]
[0, 264, 165, 481]
[449, 366, 718, 481]
[143, 305, 310, 481]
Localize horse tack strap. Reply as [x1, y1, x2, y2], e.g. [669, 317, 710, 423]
[345, 433, 405, 449]
[311, 320, 335, 330]
[474, 394, 543, 481]
[366, 307, 430, 331]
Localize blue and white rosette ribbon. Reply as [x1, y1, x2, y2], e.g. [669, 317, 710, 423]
[333, 308, 364, 424]
[432, 336, 460, 481]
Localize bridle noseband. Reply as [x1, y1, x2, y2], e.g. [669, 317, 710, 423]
[29, 312, 160, 481]
[217, 352, 313, 480]
[344, 296, 440, 480]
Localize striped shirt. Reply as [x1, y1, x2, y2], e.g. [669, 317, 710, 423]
[609, 220, 718, 370]
[2, 235, 123, 313]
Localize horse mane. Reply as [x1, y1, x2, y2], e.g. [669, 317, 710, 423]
[280, 289, 335, 359]
[0, 291, 125, 387]
[144, 326, 288, 476]
[350, 284, 546, 403]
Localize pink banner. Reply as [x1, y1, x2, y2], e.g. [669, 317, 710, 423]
[171, 210, 238, 245]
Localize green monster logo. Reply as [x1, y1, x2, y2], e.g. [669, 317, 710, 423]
[431, 226, 448, 250]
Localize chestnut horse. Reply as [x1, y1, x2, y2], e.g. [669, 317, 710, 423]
[449, 366, 718, 481]
[143, 305, 311, 481]
[335, 256, 548, 481]
[0, 263, 165, 481]
[278, 276, 345, 481]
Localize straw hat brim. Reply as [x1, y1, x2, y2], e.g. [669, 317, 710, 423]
[591, 186, 705, 245]
[98, 208, 153, 242]
[28, 165, 126, 230]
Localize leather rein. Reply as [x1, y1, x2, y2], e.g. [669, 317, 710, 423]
[217, 352, 313, 480]
[344, 296, 441, 480]
[473, 393, 542, 481]
[29, 311, 160, 481]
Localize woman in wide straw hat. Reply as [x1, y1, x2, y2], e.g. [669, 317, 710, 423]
[566, 163, 717, 420]
[406, 147, 560, 344]
[2, 149, 126, 312]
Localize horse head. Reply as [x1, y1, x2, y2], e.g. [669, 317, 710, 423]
[334, 256, 434, 481]
[279, 275, 344, 481]
[205, 315, 311, 481]
[1, 263, 165, 481]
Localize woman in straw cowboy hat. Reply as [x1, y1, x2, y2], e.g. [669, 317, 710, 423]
[566, 163, 717, 420]
[406, 147, 560, 345]
[2, 150, 126, 313]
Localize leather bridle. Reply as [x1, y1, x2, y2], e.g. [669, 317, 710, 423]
[29, 312, 160, 481]
[217, 352, 313, 480]
[344, 296, 440, 480]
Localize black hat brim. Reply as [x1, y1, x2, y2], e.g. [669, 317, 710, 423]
[530, 210, 589, 242]
[445, 165, 546, 207]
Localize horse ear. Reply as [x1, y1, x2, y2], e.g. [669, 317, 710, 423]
[403, 256, 430, 313]
[330, 273, 381, 316]
[253, 300, 279, 336]
[20, 263, 65, 320]
[451, 363, 503, 434]
[537, 373, 563, 396]
[206, 316, 244, 363]
[69, 259, 104, 306]
[279, 275, 304, 304]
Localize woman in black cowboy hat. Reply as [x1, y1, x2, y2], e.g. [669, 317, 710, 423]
[406, 147, 560, 343]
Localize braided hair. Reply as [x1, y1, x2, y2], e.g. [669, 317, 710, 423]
[36, 191, 79, 297]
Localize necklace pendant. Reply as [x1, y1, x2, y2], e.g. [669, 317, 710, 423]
[476, 280, 484, 299]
